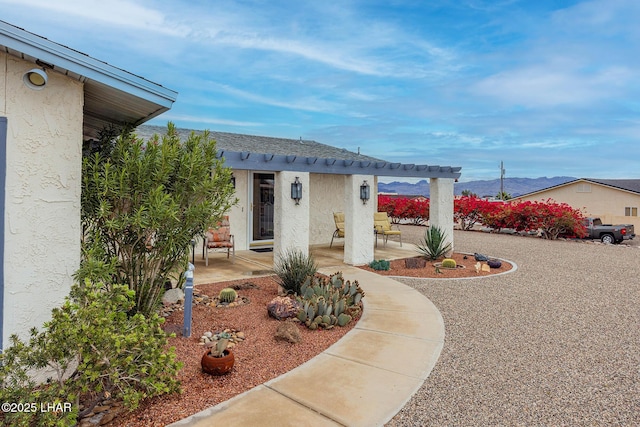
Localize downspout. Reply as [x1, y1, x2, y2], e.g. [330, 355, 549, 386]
[0, 117, 7, 352]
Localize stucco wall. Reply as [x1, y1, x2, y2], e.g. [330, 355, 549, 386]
[309, 173, 345, 245]
[228, 170, 249, 250]
[344, 174, 375, 265]
[518, 181, 640, 229]
[274, 171, 310, 256]
[1, 53, 83, 345]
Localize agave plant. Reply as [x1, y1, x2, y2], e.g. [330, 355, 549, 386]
[273, 248, 318, 296]
[416, 226, 452, 260]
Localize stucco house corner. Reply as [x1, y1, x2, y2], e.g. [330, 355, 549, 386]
[0, 20, 177, 350]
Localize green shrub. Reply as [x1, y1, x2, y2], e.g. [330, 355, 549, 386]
[273, 248, 318, 295]
[368, 259, 390, 271]
[80, 122, 236, 316]
[0, 275, 182, 426]
[416, 226, 452, 260]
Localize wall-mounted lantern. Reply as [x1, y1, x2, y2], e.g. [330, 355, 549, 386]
[230, 173, 236, 189]
[360, 180, 370, 204]
[291, 176, 302, 205]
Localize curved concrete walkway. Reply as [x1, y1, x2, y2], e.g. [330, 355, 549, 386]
[169, 266, 444, 427]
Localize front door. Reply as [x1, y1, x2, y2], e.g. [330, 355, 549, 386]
[250, 172, 274, 248]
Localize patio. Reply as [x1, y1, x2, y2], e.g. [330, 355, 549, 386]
[191, 238, 413, 285]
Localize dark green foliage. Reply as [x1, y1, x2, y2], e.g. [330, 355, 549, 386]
[0, 271, 182, 426]
[368, 259, 390, 271]
[80, 122, 236, 316]
[273, 248, 318, 296]
[416, 226, 452, 260]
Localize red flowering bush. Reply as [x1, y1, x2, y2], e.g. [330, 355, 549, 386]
[381, 195, 585, 240]
[453, 197, 586, 239]
[378, 196, 429, 225]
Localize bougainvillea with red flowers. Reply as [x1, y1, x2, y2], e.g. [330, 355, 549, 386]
[380, 195, 586, 240]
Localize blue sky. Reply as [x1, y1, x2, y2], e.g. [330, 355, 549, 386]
[2, 0, 639, 182]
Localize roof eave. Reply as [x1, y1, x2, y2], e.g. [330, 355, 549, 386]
[217, 150, 462, 179]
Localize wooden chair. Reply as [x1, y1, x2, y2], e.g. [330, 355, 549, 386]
[203, 215, 235, 265]
[374, 212, 402, 247]
[330, 212, 345, 248]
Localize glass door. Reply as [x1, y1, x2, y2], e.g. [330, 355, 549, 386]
[250, 172, 274, 248]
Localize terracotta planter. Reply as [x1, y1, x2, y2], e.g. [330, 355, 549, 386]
[201, 349, 234, 375]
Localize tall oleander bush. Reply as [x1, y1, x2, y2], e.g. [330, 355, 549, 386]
[80, 123, 236, 315]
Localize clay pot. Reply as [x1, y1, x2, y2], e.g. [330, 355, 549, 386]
[201, 349, 234, 375]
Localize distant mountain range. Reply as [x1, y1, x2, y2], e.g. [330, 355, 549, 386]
[378, 176, 576, 198]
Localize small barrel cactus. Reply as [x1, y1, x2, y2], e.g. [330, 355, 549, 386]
[218, 288, 238, 303]
[441, 258, 457, 268]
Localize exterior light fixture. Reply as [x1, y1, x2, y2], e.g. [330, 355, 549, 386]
[23, 68, 48, 90]
[230, 173, 236, 189]
[360, 180, 370, 204]
[291, 176, 302, 205]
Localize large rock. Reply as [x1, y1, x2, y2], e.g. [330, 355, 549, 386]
[405, 257, 427, 269]
[267, 296, 301, 320]
[274, 322, 302, 344]
[162, 288, 185, 306]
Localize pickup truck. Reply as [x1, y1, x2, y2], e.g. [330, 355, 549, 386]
[583, 217, 635, 244]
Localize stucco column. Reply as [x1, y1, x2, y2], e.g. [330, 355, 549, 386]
[429, 178, 455, 253]
[274, 171, 310, 258]
[344, 174, 375, 265]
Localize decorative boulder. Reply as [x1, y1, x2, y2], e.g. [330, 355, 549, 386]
[474, 253, 489, 261]
[162, 288, 185, 306]
[267, 296, 301, 320]
[274, 322, 302, 344]
[405, 258, 427, 269]
[487, 259, 502, 269]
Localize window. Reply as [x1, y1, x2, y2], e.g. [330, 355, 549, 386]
[576, 183, 592, 193]
[625, 207, 638, 216]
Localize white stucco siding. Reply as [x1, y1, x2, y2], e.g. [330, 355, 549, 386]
[429, 178, 455, 254]
[274, 171, 310, 257]
[228, 170, 249, 250]
[309, 173, 345, 245]
[344, 174, 374, 265]
[2, 53, 83, 345]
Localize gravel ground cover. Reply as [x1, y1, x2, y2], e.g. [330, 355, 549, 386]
[387, 226, 640, 426]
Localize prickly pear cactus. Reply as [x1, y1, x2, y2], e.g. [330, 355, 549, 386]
[294, 272, 364, 330]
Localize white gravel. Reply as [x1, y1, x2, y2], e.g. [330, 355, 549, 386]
[387, 226, 640, 426]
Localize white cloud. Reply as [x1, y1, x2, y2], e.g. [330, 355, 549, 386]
[1, 0, 190, 36]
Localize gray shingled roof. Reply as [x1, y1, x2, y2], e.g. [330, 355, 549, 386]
[137, 125, 382, 162]
[135, 125, 462, 179]
[584, 179, 640, 194]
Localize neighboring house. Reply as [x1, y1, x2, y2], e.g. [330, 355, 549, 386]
[137, 125, 462, 265]
[0, 21, 177, 350]
[517, 178, 640, 229]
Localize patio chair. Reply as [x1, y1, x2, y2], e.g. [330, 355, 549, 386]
[374, 212, 402, 247]
[203, 215, 235, 266]
[330, 212, 345, 248]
